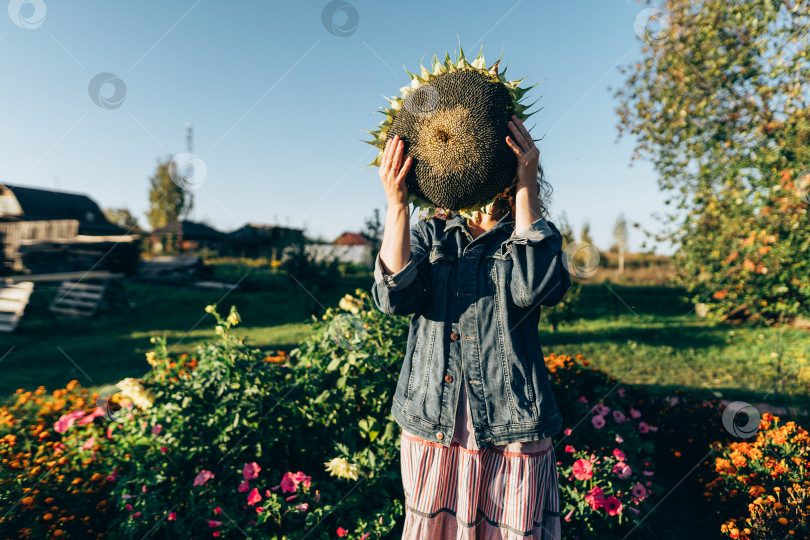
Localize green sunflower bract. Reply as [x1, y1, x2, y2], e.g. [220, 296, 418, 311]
[363, 46, 540, 219]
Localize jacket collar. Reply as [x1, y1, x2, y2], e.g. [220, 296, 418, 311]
[444, 210, 515, 236]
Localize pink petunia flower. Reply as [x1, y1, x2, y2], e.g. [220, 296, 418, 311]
[168, 512, 176, 521]
[591, 415, 606, 429]
[208, 520, 222, 528]
[572, 459, 593, 481]
[593, 403, 610, 416]
[193, 470, 214, 486]
[255, 507, 265, 513]
[337, 528, 348, 537]
[247, 488, 262, 506]
[78, 407, 106, 425]
[295, 503, 308, 512]
[563, 427, 572, 436]
[617, 388, 626, 397]
[106, 424, 117, 440]
[280, 470, 312, 493]
[612, 448, 626, 461]
[214, 507, 222, 514]
[642, 470, 654, 477]
[360, 534, 371, 540]
[160, 447, 168, 453]
[564, 445, 575, 453]
[132, 511, 142, 518]
[629, 408, 641, 419]
[584, 486, 605, 510]
[612, 462, 632, 479]
[125, 503, 133, 512]
[604, 496, 623, 516]
[54, 410, 87, 433]
[238, 480, 250, 492]
[615, 434, 624, 444]
[638, 422, 649, 433]
[151, 424, 162, 435]
[612, 410, 626, 424]
[631, 483, 647, 499]
[564, 508, 575, 522]
[577, 396, 588, 404]
[81, 436, 95, 450]
[286, 495, 298, 502]
[242, 462, 261, 480]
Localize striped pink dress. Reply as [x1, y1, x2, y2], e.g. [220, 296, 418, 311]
[399, 380, 562, 539]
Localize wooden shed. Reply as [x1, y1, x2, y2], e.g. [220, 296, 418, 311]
[0, 183, 139, 274]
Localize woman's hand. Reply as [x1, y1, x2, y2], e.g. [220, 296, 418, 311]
[505, 115, 543, 230]
[380, 134, 413, 207]
[505, 115, 539, 192]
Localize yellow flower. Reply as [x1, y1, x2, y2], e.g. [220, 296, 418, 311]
[115, 378, 155, 410]
[205, 305, 216, 314]
[145, 352, 159, 368]
[324, 457, 360, 481]
[226, 309, 241, 327]
[339, 294, 363, 315]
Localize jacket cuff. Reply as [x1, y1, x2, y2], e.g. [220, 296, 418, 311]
[374, 252, 417, 291]
[510, 217, 555, 245]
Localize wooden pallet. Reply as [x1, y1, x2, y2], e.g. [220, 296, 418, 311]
[49, 281, 107, 317]
[0, 281, 34, 332]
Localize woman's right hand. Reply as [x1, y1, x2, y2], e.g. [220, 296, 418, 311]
[379, 134, 412, 207]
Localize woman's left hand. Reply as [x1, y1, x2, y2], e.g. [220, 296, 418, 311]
[505, 115, 538, 192]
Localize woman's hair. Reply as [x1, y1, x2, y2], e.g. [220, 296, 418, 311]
[427, 161, 553, 222]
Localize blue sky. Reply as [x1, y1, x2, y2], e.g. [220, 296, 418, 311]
[0, 0, 672, 253]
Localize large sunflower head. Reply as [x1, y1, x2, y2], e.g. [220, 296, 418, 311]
[364, 45, 540, 219]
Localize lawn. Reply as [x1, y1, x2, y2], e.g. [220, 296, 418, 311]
[3, 265, 808, 413]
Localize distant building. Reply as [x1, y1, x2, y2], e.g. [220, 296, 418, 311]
[333, 232, 371, 246]
[0, 183, 137, 274]
[147, 220, 225, 255]
[219, 222, 304, 260]
[0, 183, 128, 235]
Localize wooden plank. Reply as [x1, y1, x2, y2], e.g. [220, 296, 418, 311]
[3, 272, 124, 284]
[59, 281, 106, 293]
[0, 280, 34, 333]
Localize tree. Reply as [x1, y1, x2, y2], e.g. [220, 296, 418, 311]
[580, 222, 594, 247]
[614, 0, 810, 321]
[104, 207, 142, 233]
[362, 208, 383, 253]
[612, 213, 629, 273]
[146, 158, 193, 231]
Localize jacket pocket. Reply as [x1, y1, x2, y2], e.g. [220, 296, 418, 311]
[428, 242, 456, 286]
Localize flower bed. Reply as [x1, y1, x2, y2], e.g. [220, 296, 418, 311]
[1, 290, 808, 538]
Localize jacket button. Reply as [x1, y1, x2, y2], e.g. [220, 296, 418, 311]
[444, 375, 453, 383]
[435, 432, 444, 440]
[450, 332, 460, 341]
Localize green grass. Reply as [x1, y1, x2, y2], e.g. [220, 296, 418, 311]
[542, 283, 810, 410]
[2, 268, 808, 411]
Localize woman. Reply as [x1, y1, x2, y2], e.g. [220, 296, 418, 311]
[371, 115, 570, 539]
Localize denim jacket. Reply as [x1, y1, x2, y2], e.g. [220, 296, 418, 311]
[371, 209, 570, 448]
